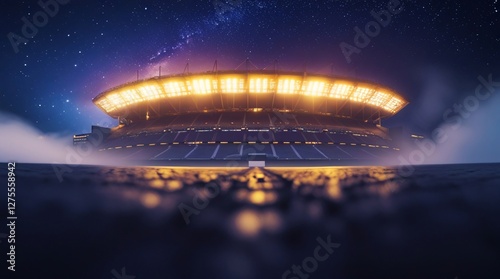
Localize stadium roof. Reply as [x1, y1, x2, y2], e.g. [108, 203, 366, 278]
[93, 70, 408, 121]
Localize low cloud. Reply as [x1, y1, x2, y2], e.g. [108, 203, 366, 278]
[0, 111, 116, 165]
[426, 94, 500, 164]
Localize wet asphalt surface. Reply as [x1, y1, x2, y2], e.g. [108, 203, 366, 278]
[1, 163, 500, 279]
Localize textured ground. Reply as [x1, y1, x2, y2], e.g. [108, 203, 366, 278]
[1, 163, 500, 279]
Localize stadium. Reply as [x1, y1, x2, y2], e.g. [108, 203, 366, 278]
[75, 69, 408, 166]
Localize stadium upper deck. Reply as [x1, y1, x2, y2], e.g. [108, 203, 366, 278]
[92, 70, 408, 123]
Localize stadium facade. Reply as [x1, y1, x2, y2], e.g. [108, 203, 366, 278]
[75, 70, 408, 165]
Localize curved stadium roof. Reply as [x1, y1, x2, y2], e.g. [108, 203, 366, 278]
[93, 70, 408, 122]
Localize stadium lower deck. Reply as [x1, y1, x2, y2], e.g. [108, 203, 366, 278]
[93, 111, 399, 163]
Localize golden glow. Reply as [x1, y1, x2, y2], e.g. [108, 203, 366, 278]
[249, 77, 270, 93]
[96, 97, 115, 112]
[248, 190, 266, 204]
[351, 86, 374, 102]
[271, 166, 399, 198]
[221, 77, 245, 93]
[165, 180, 183, 191]
[233, 209, 261, 237]
[367, 90, 392, 107]
[163, 80, 188, 96]
[383, 96, 406, 113]
[106, 93, 124, 108]
[149, 179, 164, 189]
[140, 192, 160, 208]
[277, 78, 300, 94]
[326, 179, 341, 200]
[139, 85, 163, 100]
[95, 73, 407, 114]
[120, 89, 142, 104]
[191, 78, 213, 94]
[303, 80, 327, 96]
[329, 83, 354, 99]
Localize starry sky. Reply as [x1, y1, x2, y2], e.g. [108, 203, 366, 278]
[0, 0, 499, 134]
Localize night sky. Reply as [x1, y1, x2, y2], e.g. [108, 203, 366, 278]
[0, 0, 499, 135]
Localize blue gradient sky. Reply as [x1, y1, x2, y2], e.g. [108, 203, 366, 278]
[0, 0, 499, 136]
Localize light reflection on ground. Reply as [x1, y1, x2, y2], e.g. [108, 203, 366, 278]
[97, 166, 404, 207]
[11, 163, 500, 279]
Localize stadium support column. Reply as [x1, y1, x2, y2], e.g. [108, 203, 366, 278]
[324, 86, 329, 114]
[271, 72, 277, 110]
[246, 70, 249, 110]
[335, 97, 338, 116]
[284, 90, 287, 110]
[368, 109, 380, 125]
[371, 110, 382, 126]
[350, 101, 352, 118]
[233, 88, 235, 110]
[312, 94, 315, 112]
[213, 60, 224, 110]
